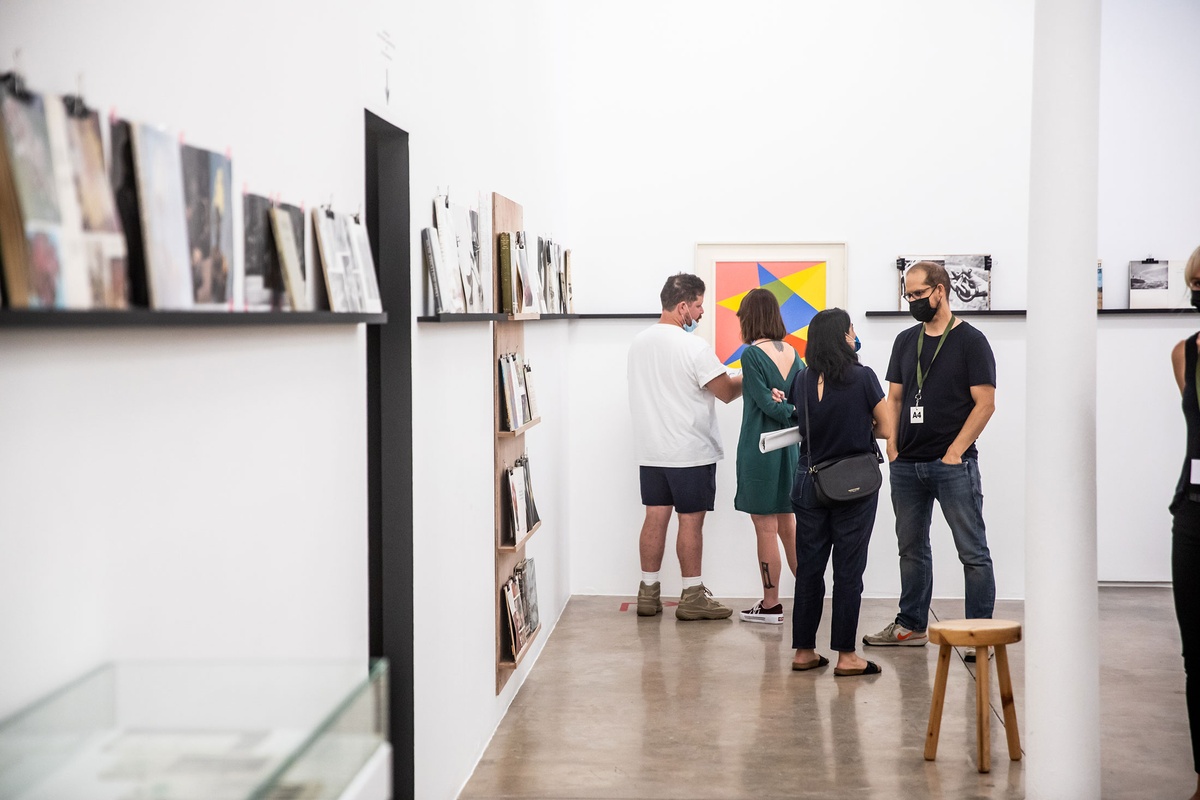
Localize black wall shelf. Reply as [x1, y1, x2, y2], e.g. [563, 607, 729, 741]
[865, 310, 1027, 318]
[418, 311, 658, 323]
[1098, 308, 1194, 316]
[0, 310, 388, 328]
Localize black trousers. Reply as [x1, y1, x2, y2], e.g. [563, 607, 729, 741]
[1173, 500, 1200, 773]
[791, 492, 878, 652]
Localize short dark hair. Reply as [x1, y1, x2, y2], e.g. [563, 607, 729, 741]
[737, 288, 787, 343]
[908, 261, 951, 297]
[660, 273, 706, 310]
[805, 308, 857, 385]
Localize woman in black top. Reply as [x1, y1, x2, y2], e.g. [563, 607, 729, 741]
[1169, 245, 1200, 800]
[786, 309, 892, 675]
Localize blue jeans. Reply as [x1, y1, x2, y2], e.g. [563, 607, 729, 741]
[888, 458, 995, 631]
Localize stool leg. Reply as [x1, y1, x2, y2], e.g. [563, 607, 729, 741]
[995, 644, 1022, 761]
[976, 645, 991, 773]
[925, 643, 952, 760]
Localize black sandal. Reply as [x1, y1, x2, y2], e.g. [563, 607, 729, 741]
[834, 660, 882, 677]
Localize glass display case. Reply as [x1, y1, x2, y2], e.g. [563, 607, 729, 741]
[0, 659, 388, 800]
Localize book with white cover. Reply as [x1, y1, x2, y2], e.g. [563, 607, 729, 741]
[345, 214, 383, 313]
[271, 208, 308, 310]
[476, 191, 493, 311]
[132, 123, 192, 309]
[451, 201, 484, 312]
[432, 195, 466, 312]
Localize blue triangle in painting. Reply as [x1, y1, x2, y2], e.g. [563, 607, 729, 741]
[757, 263, 779, 287]
[725, 342, 748, 367]
[780, 293, 819, 332]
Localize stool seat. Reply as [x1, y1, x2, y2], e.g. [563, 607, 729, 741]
[924, 618, 1022, 773]
[928, 619, 1022, 648]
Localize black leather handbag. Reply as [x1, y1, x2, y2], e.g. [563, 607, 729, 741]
[802, 370, 883, 507]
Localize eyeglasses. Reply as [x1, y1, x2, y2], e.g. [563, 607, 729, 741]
[903, 286, 934, 303]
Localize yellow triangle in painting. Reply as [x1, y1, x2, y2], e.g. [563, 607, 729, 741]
[718, 289, 752, 313]
[780, 263, 827, 308]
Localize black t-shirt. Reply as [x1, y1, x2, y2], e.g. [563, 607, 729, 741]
[885, 320, 996, 462]
[788, 364, 885, 465]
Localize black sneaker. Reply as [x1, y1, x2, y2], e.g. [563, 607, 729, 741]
[739, 601, 784, 625]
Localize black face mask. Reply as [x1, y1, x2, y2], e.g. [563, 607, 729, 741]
[1191, 289, 1200, 310]
[909, 295, 937, 323]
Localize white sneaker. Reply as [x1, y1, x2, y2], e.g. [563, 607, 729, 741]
[739, 601, 784, 625]
[862, 622, 928, 646]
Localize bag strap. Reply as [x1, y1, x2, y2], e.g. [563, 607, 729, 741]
[803, 368, 884, 471]
[803, 369, 814, 473]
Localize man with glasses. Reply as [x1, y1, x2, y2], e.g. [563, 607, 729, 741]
[863, 261, 997, 659]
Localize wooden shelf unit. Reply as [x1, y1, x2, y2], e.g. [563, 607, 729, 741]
[492, 192, 542, 694]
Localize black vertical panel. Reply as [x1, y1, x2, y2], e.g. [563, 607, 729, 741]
[364, 110, 414, 799]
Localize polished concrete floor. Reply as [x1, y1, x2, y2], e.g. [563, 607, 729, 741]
[462, 587, 1191, 799]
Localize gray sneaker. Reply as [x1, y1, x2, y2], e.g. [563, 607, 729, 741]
[637, 581, 662, 616]
[675, 584, 732, 620]
[862, 622, 928, 646]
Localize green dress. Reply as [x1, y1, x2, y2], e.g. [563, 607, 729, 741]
[734, 344, 801, 514]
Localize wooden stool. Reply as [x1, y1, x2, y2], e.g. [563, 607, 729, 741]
[924, 619, 1022, 773]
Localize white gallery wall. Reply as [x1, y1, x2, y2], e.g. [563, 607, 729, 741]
[0, 1, 575, 799]
[0, 0, 376, 719]
[563, 0, 1200, 598]
[562, 1, 1039, 603]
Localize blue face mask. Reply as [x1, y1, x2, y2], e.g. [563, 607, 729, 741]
[683, 319, 699, 333]
[854, 335, 861, 352]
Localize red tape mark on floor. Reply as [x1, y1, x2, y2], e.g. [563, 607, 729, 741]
[619, 601, 680, 612]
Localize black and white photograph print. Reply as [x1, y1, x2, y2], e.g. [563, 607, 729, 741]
[897, 254, 992, 311]
[1129, 258, 1168, 290]
[1128, 258, 1188, 309]
[242, 193, 276, 310]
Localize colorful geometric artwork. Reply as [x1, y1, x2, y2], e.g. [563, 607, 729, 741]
[714, 260, 828, 368]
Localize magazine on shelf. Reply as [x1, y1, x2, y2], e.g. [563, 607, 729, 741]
[0, 87, 65, 307]
[522, 360, 540, 421]
[507, 465, 528, 540]
[131, 122, 193, 309]
[498, 353, 516, 430]
[516, 453, 540, 530]
[515, 231, 540, 312]
[312, 208, 357, 312]
[503, 577, 526, 656]
[422, 227, 445, 313]
[242, 193, 277, 310]
[451, 201, 484, 313]
[514, 557, 539, 636]
[563, 248, 574, 313]
[345, 214, 382, 313]
[476, 191, 493, 312]
[432, 195, 466, 313]
[270, 207, 308, 310]
[180, 144, 233, 308]
[512, 353, 532, 425]
[109, 118, 149, 307]
[61, 103, 128, 308]
[497, 231, 515, 314]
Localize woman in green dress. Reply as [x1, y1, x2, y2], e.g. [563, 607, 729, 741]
[734, 288, 802, 624]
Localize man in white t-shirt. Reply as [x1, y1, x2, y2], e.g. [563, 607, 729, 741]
[628, 273, 743, 620]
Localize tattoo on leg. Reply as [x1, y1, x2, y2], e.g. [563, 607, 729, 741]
[760, 561, 775, 589]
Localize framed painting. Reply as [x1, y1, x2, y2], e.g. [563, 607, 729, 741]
[694, 242, 847, 369]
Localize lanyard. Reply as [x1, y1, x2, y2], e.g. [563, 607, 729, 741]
[916, 316, 956, 398]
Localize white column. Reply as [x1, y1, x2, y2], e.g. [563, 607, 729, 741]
[1025, 0, 1102, 797]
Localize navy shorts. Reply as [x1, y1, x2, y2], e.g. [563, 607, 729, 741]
[639, 464, 717, 513]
